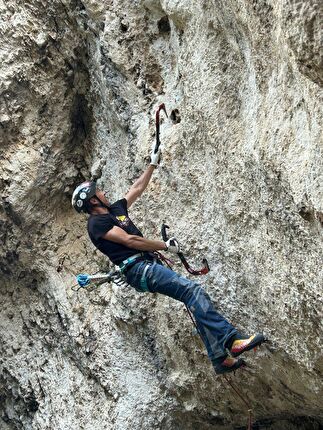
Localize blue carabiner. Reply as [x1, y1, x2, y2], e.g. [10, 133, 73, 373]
[77, 273, 91, 287]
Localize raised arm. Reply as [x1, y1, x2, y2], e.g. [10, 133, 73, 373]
[125, 165, 156, 208]
[125, 142, 161, 208]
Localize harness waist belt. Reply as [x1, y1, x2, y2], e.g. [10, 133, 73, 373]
[121, 253, 143, 266]
[119, 253, 153, 273]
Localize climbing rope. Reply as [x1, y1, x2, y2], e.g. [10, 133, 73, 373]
[223, 375, 253, 430]
[183, 299, 254, 429]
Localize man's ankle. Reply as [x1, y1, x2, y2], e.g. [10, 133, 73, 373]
[226, 333, 248, 350]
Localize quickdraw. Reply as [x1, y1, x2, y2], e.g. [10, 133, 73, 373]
[71, 269, 128, 292]
[154, 103, 168, 154]
[161, 223, 210, 276]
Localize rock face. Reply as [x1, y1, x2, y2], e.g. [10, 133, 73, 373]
[0, 1, 322, 429]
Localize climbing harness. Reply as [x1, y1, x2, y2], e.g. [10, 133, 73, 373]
[119, 253, 155, 292]
[161, 223, 210, 275]
[154, 103, 168, 154]
[118, 253, 146, 273]
[118, 252, 155, 275]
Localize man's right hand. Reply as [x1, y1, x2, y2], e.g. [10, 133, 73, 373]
[164, 237, 180, 253]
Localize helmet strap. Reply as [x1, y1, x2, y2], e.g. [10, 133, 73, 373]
[94, 195, 109, 210]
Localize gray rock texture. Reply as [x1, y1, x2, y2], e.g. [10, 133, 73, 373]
[0, 0, 322, 429]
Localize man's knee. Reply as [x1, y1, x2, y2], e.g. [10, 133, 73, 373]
[180, 279, 205, 302]
[187, 285, 212, 313]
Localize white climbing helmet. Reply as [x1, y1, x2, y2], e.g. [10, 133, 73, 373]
[71, 181, 97, 213]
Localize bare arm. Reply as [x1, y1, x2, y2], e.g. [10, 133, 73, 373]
[103, 225, 166, 251]
[125, 165, 156, 208]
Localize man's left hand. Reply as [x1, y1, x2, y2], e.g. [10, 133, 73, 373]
[165, 237, 180, 253]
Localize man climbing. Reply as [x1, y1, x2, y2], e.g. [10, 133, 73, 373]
[71, 144, 265, 374]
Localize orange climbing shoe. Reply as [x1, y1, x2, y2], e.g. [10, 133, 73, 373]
[214, 357, 246, 375]
[230, 333, 265, 358]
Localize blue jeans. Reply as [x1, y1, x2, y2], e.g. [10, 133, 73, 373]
[125, 260, 238, 366]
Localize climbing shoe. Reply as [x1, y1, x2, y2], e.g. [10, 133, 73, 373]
[230, 333, 265, 358]
[214, 357, 246, 375]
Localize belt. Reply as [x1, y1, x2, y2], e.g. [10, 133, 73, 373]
[119, 253, 153, 274]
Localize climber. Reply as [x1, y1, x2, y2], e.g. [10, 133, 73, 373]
[71, 145, 265, 375]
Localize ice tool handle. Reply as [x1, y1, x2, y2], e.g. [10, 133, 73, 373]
[161, 223, 210, 276]
[154, 103, 168, 154]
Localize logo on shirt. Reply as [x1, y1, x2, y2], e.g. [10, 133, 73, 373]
[116, 215, 130, 227]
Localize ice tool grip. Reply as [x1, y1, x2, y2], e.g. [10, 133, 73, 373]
[202, 258, 210, 273]
[155, 103, 168, 154]
[161, 223, 170, 242]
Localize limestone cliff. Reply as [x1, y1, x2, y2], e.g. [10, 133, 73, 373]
[0, 1, 322, 429]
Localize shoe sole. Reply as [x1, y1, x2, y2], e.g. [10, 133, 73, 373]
[231, 334, 266, 358]
[215, 359, 246, 375]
